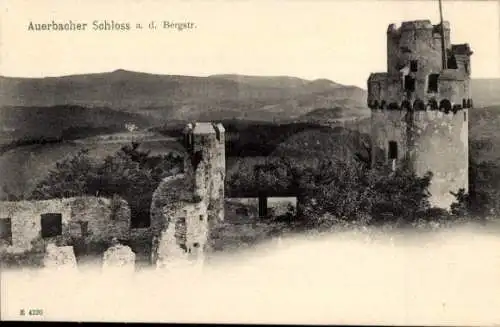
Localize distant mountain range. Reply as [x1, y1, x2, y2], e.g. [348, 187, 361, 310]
[1, 70, 499, 142]
[0, 69, 369, 122]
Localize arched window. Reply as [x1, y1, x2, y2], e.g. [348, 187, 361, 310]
[401, 100, 411, 111]
[388, 102, 400, 111]
[413, 99, 425, 111]
[439, 99, 452, 113]
[428, 99, 438, 110]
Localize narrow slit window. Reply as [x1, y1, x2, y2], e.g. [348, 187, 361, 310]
[41, 213, 62, 238]
[0, 218, 12, 244]
[388, 141, 398, 160]
[404, 76, 416, 92]
[428, 74, 439, 93]
[175, 217, 187, 252]
[464, 112, 467, 121]
[410, 60, 418, 72]
[80, 221, 89, 237]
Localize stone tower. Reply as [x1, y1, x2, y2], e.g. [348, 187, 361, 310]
[150, 122, 226, 269]
[183, 122, 226, 226]
[367, 20, 473, 209]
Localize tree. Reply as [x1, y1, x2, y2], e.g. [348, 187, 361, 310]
[296, 158, 434, 227]
[30, 149, 97, 200]
[30, 143, 184, 228]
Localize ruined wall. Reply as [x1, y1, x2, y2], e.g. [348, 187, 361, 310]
[0, 196, 130, 253]
[184, 122, 226, 225]
[155, 201, 208, 268]
[150, 122, 226, 267]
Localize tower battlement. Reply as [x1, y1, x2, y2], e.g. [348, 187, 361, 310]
[369, 20, 473, 117]
[387, 20, 449, 34]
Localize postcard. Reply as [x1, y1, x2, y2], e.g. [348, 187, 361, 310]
[1, 0, 500, 325]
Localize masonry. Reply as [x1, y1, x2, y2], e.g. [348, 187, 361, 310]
[368, 19, 472, 209]
[0, 196, 130, 253]
[150, 122, 225, 267]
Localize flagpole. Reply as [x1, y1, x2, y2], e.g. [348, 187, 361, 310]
[438, 0, 447, 70]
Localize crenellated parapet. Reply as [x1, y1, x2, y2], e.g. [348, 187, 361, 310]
[368, 97, 473, 113]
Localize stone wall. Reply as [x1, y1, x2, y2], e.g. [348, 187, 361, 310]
[150, 122, 226, 267]
[370, 108, 468, 209]
[410, 110, 469, 208]
[155, 201, 208, 268]
[0, 196, 130, 253]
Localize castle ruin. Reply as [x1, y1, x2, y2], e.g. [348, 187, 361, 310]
[150, 122, 226, 268]
[368, 20, 472, 209]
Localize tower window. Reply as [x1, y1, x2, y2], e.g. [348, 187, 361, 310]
[41, 213, 62, 238]
[79, 221, 89, 237]
[174, 217, 187, 252]
[388, 141, 398, 160]
[0, 218, 12, 245]
[404, 76, 415, 92]
[447, 55, 458, 69]
[427, 74, 439, 93]
[464, 112, 467, 121]
[410, 60, 418, 72]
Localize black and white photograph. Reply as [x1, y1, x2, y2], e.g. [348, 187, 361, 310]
[1, 0, 499, 324]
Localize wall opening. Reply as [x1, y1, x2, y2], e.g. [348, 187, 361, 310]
[174, 217, 187, 252]
[410, 60, 418, 72]
[214, 127, 221, 142]
[388, 141, 398, 160]
[464, 112, 467, 121]
[258, 193, 268, 218]
[427, 74, 439, 93]
[41, 213, 62, 238]
[0, 218, 12, 245]
[191, 151, 203, 171]
[79, 221, 89, 237]
[404, 76, 416, 92]
[413, 99, 425, 111]
[447, 55, 458, 69]
[440, 99, 452, 113]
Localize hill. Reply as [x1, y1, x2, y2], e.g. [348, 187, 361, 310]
[0, 70, 368, 122]
[0, 105, 152, 147]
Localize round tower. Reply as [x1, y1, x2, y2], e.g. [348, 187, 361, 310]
[369, 20, 472, 209]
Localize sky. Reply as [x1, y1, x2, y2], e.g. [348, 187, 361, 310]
[1, 0, 499, 88]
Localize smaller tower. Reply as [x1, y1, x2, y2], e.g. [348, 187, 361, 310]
[150, 122, 226, 269]
[183, 122, 226, 225]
